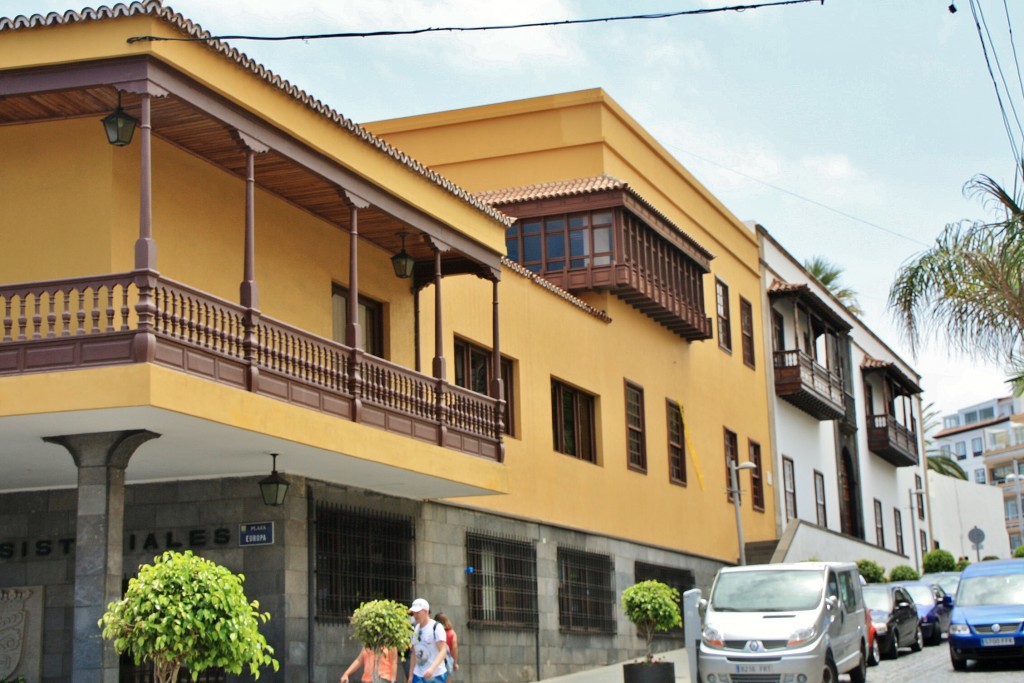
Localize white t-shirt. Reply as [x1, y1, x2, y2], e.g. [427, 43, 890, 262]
[411, 620, 447, 678]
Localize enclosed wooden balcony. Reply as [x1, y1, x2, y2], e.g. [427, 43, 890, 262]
[773, 349, 846, 420]
[0, 272, 503, 461]
[866, 414, 919, 467]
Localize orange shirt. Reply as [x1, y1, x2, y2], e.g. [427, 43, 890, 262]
[359, 648, 398, 683]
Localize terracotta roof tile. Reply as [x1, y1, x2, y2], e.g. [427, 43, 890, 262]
[502, 257, 611, 323]
[0, 1, 511, 228]
[861, 355, 923, 394]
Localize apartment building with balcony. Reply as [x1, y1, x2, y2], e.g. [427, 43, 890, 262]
[1, 4, 775, 683]
[757, 227, 930, 570]
[933, 396, 1024, 552]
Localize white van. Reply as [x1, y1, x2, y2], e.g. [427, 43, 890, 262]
[698, 562, 867, 683]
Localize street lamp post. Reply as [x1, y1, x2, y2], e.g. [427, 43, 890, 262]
[730, 461, 758, 566]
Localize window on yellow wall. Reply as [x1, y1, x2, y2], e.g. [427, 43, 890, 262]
[552, 379, 596, 463]
[716, 279, 731, 352]
[724, 428, 739, 502]
[667, 401, 686, 486]
[625, 381, 646, 473]
[331, 285, 383, 357]
[454, 337, 515, 436]
[740, 297, 755, 368]
[749, 440, 764, 511]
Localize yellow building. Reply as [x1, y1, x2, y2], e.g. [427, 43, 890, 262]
[367, 90, 776, 556]
[1, 4, 772, 683]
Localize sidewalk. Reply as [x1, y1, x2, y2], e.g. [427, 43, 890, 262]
[541, 648, 694, 683]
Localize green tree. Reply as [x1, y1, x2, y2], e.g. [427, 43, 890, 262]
[888, 565, 920, 582]
[888, 170, 1024, 392]
[1014, 545, 1024, 558]
[804, 255, 865, 316]
[100, 550, 278, 683]
[922, 548, 956, 573]
[621, 580, 682, 663]
[955, 557, 972, 571]
[349, 599, 412, 683]
[856, 558, 885, 583]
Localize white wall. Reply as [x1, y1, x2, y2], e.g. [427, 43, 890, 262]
[928, 470, 1011, 560]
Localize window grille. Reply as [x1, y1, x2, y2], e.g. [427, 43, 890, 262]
[557, 547, 615, 634]
[466, 531, 538, 629]
[634, 562, 693, 638]
[315, 503, 415, 623]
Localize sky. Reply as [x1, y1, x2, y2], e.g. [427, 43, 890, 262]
[6, 0, 1022, 420]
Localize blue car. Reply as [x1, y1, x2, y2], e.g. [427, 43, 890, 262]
[893, 580, 952, 645]
[948, 558, 1024, 671]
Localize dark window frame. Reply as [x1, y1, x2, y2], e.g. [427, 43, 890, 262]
[551, 379, 597, 463]
[667, 400, 687, 486]
[724, 428, 739, 502]
[454, 336, 516, 436]
[783, 456, 797, 521]
[915, 474, 925, 520]
[740, 297, 755, 368]
[557, 547, 616, 634]
[874, 499, 885, 547]
[634, 561, 694, 638]
[716, 278, 732, 352]
[749, 440, 765, 512]
[331, 284, 385, 357]
[506, 210, 615, 275]
[625, 380, 646, 472]
[894, 507, 905, 555]
[314, 504, 415, 623]
[814, 470, 827, 527]
[466, 531, 538, 630]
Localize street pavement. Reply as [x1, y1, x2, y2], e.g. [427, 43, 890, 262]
[542, 648, 693, 683]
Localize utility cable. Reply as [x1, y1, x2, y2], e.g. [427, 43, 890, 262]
[127, 0, 824, 43]
[976, 0, 1024, 165]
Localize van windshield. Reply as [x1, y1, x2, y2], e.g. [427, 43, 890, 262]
[956, 573, 1024, 606]
[711, 569, 824, 612]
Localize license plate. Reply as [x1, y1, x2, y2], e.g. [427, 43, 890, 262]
[982, 637, 1014, 646]
[734, 664, 774, 674]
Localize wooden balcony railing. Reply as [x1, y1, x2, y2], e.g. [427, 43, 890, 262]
[867, 413, 918, 467]
[0, 272, 503, 461]
[772, 349, 845, 421]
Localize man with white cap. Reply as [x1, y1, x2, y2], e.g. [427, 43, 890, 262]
[408, 598, 448, 683]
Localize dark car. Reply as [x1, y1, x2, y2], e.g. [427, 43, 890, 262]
[862, 584, 923, 659]
[920, 571, 961, 597]
[893, 580, 952, 645]
[948, 559, 1024, 671]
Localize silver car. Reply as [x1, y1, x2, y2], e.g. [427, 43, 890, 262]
[698, 562, 868, 683]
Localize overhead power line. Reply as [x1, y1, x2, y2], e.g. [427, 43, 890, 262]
[127, 0, 825, 44]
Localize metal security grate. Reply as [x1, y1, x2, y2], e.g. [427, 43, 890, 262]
[557, 546, 615, 634]
[466, 531, 538, 629]
[315, 503, 415, 623]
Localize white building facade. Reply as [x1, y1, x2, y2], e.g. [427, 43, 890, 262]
[759, 226, 931, 572]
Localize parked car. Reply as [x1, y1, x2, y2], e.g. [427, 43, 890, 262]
[862, 583, 923, 659]
[865, 608, 880, 666]
[920, 571, 961, 597]
[893, 580, 952, 645]
[700, 562, 868, 683]
[948, 558, 1024, 671]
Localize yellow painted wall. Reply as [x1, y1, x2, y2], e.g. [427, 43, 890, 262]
[371, 90, 776, 561]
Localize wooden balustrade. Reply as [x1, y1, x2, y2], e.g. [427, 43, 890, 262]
[0, 272, 502, 459]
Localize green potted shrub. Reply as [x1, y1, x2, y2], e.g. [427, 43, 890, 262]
[620, 580, 682, 683]
[888, 565, 919, 582]
[99, 550, 279, 683]
[855, 559, 885, 583]
[922, 549, 955, 573]
[350, 599, 414, 683]
[1014, 546, 1024, 558]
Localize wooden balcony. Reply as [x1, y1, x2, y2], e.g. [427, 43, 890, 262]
[0, 272, 503, 461]
[773, 349, 846, 421]
[867, 414, 919, 467]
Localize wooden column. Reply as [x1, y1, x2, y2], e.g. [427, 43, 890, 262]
[236, 133, 269, 392]
[432, 248, 445, 379]
[343, 191, 369, 420]
[134, 92, 156, 272]
[491, 279, 505, 460]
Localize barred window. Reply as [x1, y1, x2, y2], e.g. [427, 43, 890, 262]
[635, 562, 694, 638]
[466, 532, 538, 629]
[557, 547, 615, 634]
[315, 503, 415, 622]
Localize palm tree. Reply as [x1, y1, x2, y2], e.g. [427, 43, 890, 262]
[918, 400, 968, 479]
[928, 455, 967, 479]
[803, 256, 865, 316]
[888, 168, 1024, 393]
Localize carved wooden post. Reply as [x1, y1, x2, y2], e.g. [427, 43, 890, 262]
[344, 191, 370, 420]
[237, 132, 269, 392]
[432, 248, 449, 444]
[491, 279, 506, 458]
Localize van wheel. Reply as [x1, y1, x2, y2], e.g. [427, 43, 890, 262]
[822, 656, 838, 683]
[911, 624, 924, 652]
[848, 644, 867, 683]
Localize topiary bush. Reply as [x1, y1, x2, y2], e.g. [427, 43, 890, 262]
[350, 599, 413, 683]
[955, 557, 972, 571]
[621, 580, 682, 663]
[888, 565, 920, 582]
[1015, 546, 1024, 558]
[100, 550, 278, 683]
[922, 548, 956, 573]
[856, 559, 885, 583]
